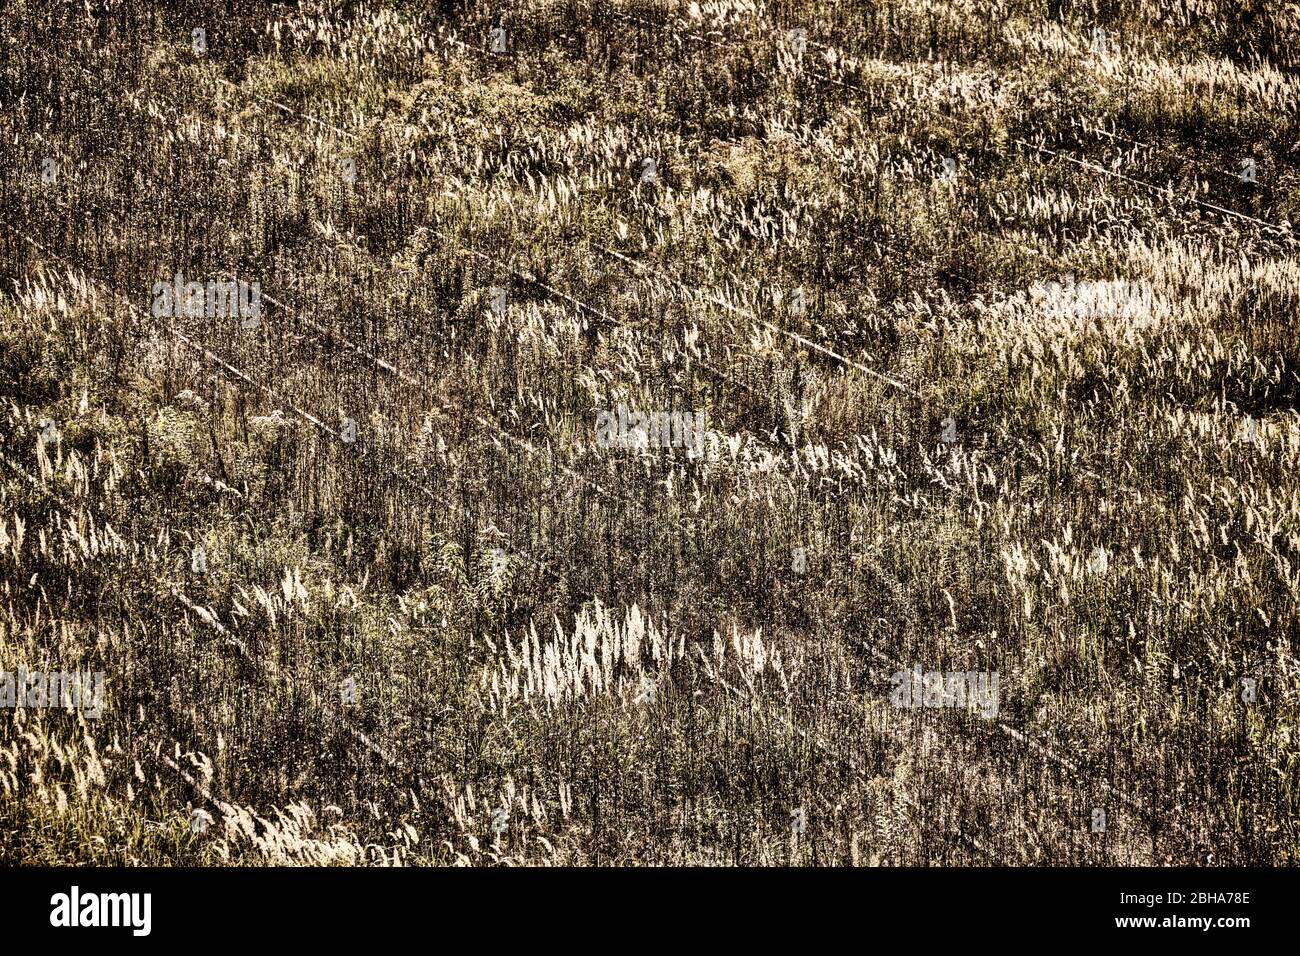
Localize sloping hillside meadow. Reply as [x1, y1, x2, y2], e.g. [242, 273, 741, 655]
[1, 0, 1299, 865]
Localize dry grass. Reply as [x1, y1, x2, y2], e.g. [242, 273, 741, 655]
[0, 0, 1297, 866]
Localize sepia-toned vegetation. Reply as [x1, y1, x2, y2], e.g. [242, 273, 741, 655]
[1, 0, 1298, 865]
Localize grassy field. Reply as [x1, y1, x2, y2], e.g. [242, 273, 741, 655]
[1, 0, 1298, 866]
